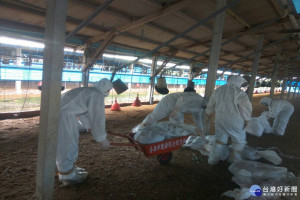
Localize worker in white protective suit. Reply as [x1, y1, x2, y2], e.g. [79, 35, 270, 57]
[132, 92, 206, 134]
[205, 75, 252, 165]
[56, 78, 113, 185]
[260, 97, 294, 136]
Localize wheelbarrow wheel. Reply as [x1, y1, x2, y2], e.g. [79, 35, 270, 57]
[157, 152, 172, 164]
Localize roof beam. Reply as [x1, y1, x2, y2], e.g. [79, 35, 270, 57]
[89, 0, 195, 43]
[223, 34, 292, 70]
[65, 0, 114, 41]
[110, 0, 244, 80]
[82, 31, 115, 71]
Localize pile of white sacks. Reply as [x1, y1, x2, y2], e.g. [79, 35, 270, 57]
[134, 121, 196, 144]
[134, 121, 298, 200]
[184, 135, 298, 200]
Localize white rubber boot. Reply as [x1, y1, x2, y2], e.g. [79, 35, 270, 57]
[59, 167, 89, 185]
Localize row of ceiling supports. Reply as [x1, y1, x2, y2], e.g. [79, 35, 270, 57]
[0, 0, 296, 76]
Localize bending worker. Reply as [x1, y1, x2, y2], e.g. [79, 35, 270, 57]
[205, 75, 252, 165]
[132, 92, 206, 134]
[56, 78, 112, 185]
[260, 97, 294, 136]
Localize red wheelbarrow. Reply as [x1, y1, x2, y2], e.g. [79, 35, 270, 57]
[107, 132, 189, 164]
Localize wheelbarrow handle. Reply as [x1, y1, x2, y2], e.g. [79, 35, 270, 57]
[110, 143, 139, 147]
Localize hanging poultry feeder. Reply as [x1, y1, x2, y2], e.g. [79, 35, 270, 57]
[184, 81, 196, 92]
[111, 98, 121, 111]
[155, 77, 169, 95]
[132, 94, 142, 107]
[112, 78, 128, 95]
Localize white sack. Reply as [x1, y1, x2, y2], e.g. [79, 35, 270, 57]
[222, 187, 251, 200]
[229, 160, 288, 180]
[134, 121, 196, 144]
[257, 150, 282, 165]
[245, 115, 272, 137]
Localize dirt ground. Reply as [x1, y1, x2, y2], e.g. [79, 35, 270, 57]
[0, 93, 299, 200]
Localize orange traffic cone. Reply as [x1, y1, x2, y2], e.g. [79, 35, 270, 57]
[132, 94, 142, 107]
[111, 98, 121, 111]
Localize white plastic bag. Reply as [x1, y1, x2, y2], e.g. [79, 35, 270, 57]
[134, 121, 196, 144]
[245, 115, 272, 137]
[257, 150, 282, 165]
[229, 160, 288, 180]
[222, 187, 251, 200]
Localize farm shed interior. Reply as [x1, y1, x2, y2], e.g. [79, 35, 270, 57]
[0, 0, 300, 199]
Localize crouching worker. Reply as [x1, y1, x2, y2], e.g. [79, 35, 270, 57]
[260, 97, 294, 136]
[56, 78, 112, 185]
[205, 75, 252, 165]
[132, 92, 206, 134]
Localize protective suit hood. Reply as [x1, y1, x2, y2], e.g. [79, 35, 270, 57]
[260, 97, 272, 106]
[93, 78, 113, 96]
[227, 75, 247, 88]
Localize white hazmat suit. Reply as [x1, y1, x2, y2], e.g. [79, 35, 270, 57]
[260, 97, 294, 136]
[133, 92, 205, 133]
[205, 75, 252, 165]
[56, 78, 112, 183]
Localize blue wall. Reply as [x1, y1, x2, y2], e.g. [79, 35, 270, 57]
[0, 65, 227, 86]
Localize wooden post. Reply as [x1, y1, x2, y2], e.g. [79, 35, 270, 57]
[35, 0, 68, 199]
[248, 35, 264, 101]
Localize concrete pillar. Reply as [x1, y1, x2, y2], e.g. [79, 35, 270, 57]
[82, 46, 90, 87]
[149, 55, 158, 104]
[128, 64, 134, 101]
[204, 0, 227, 99]
[270, 52, 281, 98]
[128, 64, 134, 90]
[280, 63, 289, 99]
[82, 69, 90, 87]
[16, 48, 22, 65]
[35, 0, 68, 199]
[287, 78, 292, 100]
[15, 80, 22, 94]
[292, 78, 299, 100]
[248, 35, 264, 101]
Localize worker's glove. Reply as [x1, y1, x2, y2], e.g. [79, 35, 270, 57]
[100, 139, 110, 148]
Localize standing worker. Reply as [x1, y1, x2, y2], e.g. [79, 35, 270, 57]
[205, 75, 252, 165]
[260, 97, 294, 136]
[56, 78, 113, 185]
[132, 92, 206, 134]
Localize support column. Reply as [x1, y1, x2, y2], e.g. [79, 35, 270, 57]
[35, 0, 68, 199]
[15, 80, 21, 94]
[82, 69, 90, 87]
[128, 64, 134, 90]
[16, 48, 22, 65]
[292, 78, 299, 100]
[280, 62, 289, 99]
[270, 52, 281, 98]
[149, 55, 158, 104]
[82, 45, 90, 87]
[248, 35, 264, 101]
[204, 0, 227, 99]
[287, 77, 292, 100]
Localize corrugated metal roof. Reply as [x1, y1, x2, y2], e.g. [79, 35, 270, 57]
[0, 0, 299, 77]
